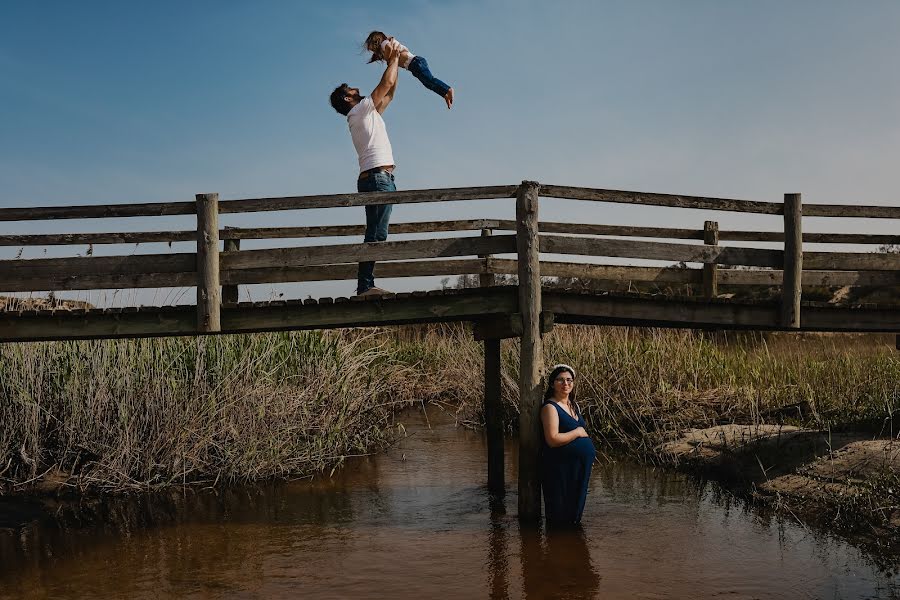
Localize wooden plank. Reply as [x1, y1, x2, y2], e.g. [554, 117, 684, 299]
[719, 269, 900, 287]
[221, 234, 517, 270]
[805, 251, 900, 271]
[0, 288, 519, 342]
[0, 231, 198, 246]
[0, 307, 198, 341]
[719, 231, 900, 244]
[218, 186, 518, 213]
[804, 204, 900, 219]
[539, 235, 784, 268]
[544, 291, 781, 329]
[0, 201, 196, 222]
[703, 221, 719, 298]
[221, 288, 517, 333]
[538, 222, 702, 239]
[492, 220, 704, 240]
[223, 219, 502, 240]
[488, 258, 701, 283]
[0, 253, 196, 278]
[540, 185, 783, 215]
[544, 291, 900, 332]
[516, 181, 543, 523]
[781, 193, 802, 328]
[0, 220, 505, 247]
[0, 272, 197, 292]
[221, 258, 485, 285]
[474, 314, 522, 341]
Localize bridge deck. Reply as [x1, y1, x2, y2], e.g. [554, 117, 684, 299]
[2, 286, 898, 342]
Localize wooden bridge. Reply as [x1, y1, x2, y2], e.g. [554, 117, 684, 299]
[1, 181, 899, 521]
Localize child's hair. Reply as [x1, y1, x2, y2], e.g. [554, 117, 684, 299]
[364, 31, 389, 63]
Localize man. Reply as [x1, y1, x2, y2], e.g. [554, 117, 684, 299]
[329, 40, 401, 296]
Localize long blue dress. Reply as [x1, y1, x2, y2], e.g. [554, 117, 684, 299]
[541, 400, 596, 525]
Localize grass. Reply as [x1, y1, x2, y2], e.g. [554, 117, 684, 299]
[1, 325, 898, 493]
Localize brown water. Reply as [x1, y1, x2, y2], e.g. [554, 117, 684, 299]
[1, 406, 898, 599]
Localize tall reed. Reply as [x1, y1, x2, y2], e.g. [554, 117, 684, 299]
[2, 325, 896, 492]
[0, 331, 427, 492]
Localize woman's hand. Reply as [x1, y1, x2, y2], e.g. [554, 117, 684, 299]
[575, 427, 589, 438]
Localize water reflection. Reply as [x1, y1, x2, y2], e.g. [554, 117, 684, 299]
[520, 524, 600, 600]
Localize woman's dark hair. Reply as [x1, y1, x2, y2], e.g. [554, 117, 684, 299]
[329, 83, 353, 116]
[364, 31, 388, 63]
[543, 365, 578, 408]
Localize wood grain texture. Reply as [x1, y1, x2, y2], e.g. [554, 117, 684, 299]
[221, 235, 517, 270]
[539, 235, 784, 268]
[515, 181, 543, 523]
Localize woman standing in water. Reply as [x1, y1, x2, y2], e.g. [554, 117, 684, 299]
[540, 364, 596, 526]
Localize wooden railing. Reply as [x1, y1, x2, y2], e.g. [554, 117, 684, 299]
[3, 181, 898, 523]
[1, 182, 898, 331]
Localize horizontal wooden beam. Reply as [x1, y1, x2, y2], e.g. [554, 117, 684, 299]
[488, 258, 702, 284]
[222, 235, 517, 270]
[219, 186, 518, 213]
[539, 235, 784, 268]
[0, 288, 518, 342]
[804, 204, 900, 219]
[719, 269, 900, 287]
[222, 259, 486, 286]
[544, 291, 900, 332]
[491, 258, 900, 288]
[0, 201, 196, 222]
[0, 272, 197, 293]
[540, 185, 783, 215]
[0, 231, 198, 246]
[0, 253, 196, 279]
[222, 219, 503, 241]
[805, 251, 900, 271]
[718, 231, 900, 245]
[472, 311, 555, 341]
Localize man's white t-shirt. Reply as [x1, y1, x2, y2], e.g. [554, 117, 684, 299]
[347, 97, 394, 174]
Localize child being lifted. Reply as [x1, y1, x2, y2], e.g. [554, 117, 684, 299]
[364, 31, 454, 109]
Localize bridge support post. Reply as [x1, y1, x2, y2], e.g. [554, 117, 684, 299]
[781, 193, 802, 329]
[222, 228, 240, 305]
[702, 221, 719, 298]
[479, 228, 505, 496]
[196, 193, 221, 332]
[484, 337, 505, 496]
[516, 180, 543, 523]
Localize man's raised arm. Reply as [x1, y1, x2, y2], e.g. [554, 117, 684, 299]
[371, 41, 400, 114]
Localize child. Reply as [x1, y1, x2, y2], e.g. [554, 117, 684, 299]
[364, 31, 454, 109]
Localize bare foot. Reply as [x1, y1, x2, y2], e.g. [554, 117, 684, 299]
[444, 88, 454, 109]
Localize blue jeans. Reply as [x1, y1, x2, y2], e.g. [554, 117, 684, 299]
[408, 56, 451, 98]
[356, 171, 395, 294]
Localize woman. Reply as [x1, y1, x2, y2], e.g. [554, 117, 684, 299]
[540, 364, 596, 526]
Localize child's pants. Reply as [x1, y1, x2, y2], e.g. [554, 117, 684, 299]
[408, 56, 451, 98]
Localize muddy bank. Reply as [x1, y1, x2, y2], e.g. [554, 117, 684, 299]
[661, 425, 900, 546]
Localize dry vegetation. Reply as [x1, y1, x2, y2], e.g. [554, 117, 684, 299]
[1, 325, 898, 496]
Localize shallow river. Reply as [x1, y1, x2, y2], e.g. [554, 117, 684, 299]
[1, 406, 898, 599]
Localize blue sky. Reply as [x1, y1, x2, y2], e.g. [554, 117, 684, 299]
[2, 1, 898, 302]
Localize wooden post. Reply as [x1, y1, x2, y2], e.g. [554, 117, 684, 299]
[222, 231, 240, 304]
[484, 337, 504, 496]
[781, 193, 802, 329]
[479, 228, 496, 288]
[702, 221, 718, 299]
[480, 228, 505, 496]
[195, 193, 221, 332]
[516, 180, 543, 522]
